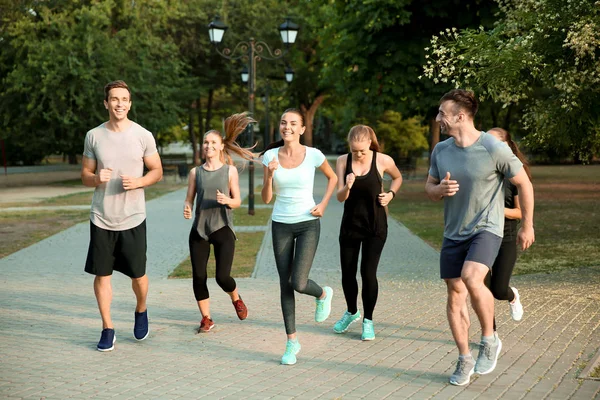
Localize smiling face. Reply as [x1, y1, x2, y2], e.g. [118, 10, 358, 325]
[349, 138, 371, 161]
[104, 87, 131, 122]
[279, 111, 305, 143]
[202, 131, 224, 160]
[435, 100, 462, 136]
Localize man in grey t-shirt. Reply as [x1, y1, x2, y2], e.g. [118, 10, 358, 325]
[81, 80, 163, 352]
[425, 89, 534, 385]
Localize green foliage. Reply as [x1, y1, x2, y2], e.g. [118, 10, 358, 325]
[375, 111, 429, 158]
[311, 0, 497, 125]
[0, 0, 187, 163]
[423, 0, 600, 162]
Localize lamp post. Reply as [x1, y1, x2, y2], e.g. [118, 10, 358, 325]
[208, 16, 299, 215]
[261, 71, 294, 155]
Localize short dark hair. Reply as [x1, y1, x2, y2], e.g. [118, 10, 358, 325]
[104, 80, 130, 102]
[440, 89, 478, 117]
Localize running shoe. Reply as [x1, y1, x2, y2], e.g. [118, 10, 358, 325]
[133, 310, 149, 341]
[198, 316, 215, 333]
[281, 339, 301, 365]
[97, 328, 116, 352]
[449, 356, 475, 386]
[474, 332, 502, 374]
[315, 286, 333, 322]
[361, 318, 375, 341]
[333, 310, 361, 333]
[233, 297, 248, 320]
[509, 287, 524, 321]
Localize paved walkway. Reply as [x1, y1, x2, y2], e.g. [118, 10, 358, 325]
[1, 169, 599, 399]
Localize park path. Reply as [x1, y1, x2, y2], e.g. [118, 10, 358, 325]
[1, 167, 599, 399]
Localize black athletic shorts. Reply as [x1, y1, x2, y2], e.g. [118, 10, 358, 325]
[84, 220, 147, 278]
[440, 230, 502, 279]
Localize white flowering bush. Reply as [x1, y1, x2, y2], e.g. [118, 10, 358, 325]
[422, 0, 600, 161]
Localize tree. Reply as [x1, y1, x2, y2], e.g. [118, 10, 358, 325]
[0, 0, 186, 164]
[376, 111, 429, 158]
[422, 0, 600, 162]
[312, 0, 497, 140]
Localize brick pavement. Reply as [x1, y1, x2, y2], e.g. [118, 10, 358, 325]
[1, 168, 599, 399]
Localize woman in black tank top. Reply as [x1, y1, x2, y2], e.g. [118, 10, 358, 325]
[485, 127, 533, 326]
[333, 125, 403, 341]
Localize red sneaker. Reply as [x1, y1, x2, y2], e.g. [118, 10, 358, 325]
[198, 316, 214, 333]
[233, 297, 248, 320]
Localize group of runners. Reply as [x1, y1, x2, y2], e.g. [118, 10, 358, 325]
[82, 81, 534, 386]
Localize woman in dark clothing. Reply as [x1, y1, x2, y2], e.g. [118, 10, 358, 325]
[183, 113, 255, 333]
[487, 127, 533, 323]
[333, 125, 403, 340]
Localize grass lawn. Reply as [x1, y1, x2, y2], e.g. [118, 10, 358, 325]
[388, 164, 600, 275]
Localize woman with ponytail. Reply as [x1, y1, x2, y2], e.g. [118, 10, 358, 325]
[486, 127, 532, 324]
[332, 125, 402, 341]
[183, 112, 256, 333]
[260, 108, 338, 365]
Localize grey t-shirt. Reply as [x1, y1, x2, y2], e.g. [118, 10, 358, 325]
[83, 121, 158, 231]
[429, 131, 523, 240]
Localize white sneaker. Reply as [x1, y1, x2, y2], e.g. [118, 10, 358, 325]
[509, 287, 524, 321]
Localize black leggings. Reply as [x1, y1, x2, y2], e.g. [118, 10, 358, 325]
[189, 226, 237, 301]
[339, 234, 386, 320]
[485, 238, 517, 331]
[272, 220, 323, 335]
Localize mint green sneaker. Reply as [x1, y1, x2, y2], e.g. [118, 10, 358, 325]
[333, 310, 361, 333]
[361, 318, 375, 341]
[315, 286, 333, 322]
[281, 339, 301, 365]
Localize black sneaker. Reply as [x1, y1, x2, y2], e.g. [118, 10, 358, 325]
[97, 328, 116, 352]
[134, 310, 149, 341]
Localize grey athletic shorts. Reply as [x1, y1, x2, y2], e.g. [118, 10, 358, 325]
[440, 230, 502, 279]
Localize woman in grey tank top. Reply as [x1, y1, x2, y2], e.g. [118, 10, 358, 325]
[183, 113, 256, 333]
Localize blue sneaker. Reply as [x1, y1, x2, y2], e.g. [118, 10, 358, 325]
[333, 310, 361, 333]
[361, 318, 375, 341]
[134, 310, 149, 341]
[315, 286, 333, 322]
[97, 328, 115, 352]
[281, 339, 301, 365]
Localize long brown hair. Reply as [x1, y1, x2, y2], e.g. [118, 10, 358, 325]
[347, 125, 381, 152]
[259, 108, 305, 156]
[204, 112, 256, 165]
[489, 127, 532, 180]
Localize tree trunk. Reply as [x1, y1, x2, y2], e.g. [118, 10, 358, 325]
[189, 102, 199, 166]
[300, 94, 326, 147]
[429, 117, 440, 159]
[205, 89, 214, 131]
[68, 153, 78, 165]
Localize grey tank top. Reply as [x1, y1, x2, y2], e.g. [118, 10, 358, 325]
[193, 165, 235, 240]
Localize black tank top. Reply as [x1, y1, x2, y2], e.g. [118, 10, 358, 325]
[340, 152, 388, 239]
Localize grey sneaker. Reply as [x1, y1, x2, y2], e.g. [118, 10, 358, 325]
[449, 356, 475, 386]
[474, 332, 502, 375]
[509, 287, 524, 321]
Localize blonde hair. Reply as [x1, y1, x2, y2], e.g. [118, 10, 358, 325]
[347, 125, 381, 152]
[204, 112, 256, 165]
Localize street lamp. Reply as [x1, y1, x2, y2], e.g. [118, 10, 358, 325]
[285, 65, 295, 83]
[208, 15, 299, 215]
